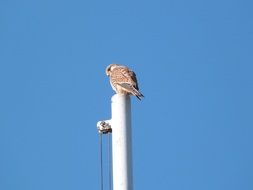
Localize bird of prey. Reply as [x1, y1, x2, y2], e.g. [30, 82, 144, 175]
[106, 64, 144, 100]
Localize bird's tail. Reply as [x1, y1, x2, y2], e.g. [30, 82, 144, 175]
[119, 83, 144, 100]
[130, 87, 144, 100]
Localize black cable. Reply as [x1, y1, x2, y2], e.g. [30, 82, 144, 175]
[99, 134, 103, 190]
[99, 130, 112, 190]
[108, 133, 112, 190]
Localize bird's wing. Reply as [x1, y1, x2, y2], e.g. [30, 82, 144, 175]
[128, 70, 139, 90]
[110, 66, 134, 85]
[110, 65, 144, 99]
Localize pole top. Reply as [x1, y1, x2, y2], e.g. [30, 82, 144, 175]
[111, 94, 130, 102]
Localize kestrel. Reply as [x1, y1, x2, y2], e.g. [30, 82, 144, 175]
[106, 64, 144, 100]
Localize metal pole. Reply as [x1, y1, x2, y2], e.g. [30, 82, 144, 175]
[111, 94, 133, 190]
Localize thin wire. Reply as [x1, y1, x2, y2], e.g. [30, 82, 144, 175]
[108, 133, 112, 190]
[99, 134, 103, 190]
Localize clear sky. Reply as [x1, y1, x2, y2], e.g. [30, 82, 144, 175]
[1, 0, 253, 190]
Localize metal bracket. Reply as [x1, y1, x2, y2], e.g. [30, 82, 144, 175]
[97, 120, 112, 134]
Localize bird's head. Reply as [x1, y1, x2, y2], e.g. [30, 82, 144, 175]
[105, 64, 119, 76]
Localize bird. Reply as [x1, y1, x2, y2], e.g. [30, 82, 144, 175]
[106, 64, 144, 100]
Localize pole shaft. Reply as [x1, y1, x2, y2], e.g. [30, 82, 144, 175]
[111, 94, 133, 190]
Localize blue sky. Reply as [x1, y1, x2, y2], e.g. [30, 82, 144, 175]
[1, 0, 253, 189]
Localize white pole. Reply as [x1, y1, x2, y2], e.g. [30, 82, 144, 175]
[111, 94, 133, 190]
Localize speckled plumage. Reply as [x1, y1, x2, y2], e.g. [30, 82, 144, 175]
[106, 64, 144, 100]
